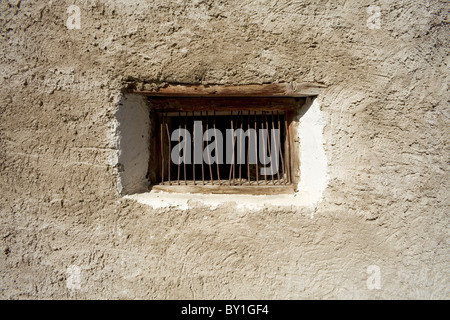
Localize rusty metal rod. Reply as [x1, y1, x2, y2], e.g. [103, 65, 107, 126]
[285, 115, 291, 184]
[265, 112, 274, 185]
[177, 111, 181, 185]
[213, 110, 221, 185]
[239, 111, 243, 185]
[184, 111, 188, 185]
[247, 110, 250, 185]
[277, 111, 286, 185]
[228, 111, 236, 185]
[160, 114, 164, 185]
[261, 112, 267, 185]
[272, 111, 280, 185]
[254, 111, 259, 185]
[206, 111, 214, 185]
[201, 111, 205, 185]
[165, 112, 171, 185]
[192, 110, 196, 185]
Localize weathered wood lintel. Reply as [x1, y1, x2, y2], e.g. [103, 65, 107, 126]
[129, 83, 326, 97]
[148, 97, 301, 112]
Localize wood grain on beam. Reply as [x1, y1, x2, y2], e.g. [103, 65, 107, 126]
[130, 83, 326, 97]
[148, 97, 301, 112]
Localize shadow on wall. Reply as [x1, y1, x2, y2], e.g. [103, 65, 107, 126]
[115, 94, 150, 195]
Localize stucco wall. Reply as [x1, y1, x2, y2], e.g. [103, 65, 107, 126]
[0, 0, 448, 299]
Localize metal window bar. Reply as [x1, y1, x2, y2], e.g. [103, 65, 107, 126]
[239, 111, 243, 185]
[268, 111, 274, 185]
[261, 112, 267, 185]
[165, 111, 171, 185]
[200, 111, 205, 185]
[277, 111, 286, 185]
[247, 110, 251, 185]
[272, 111, 280, 185]
[228, 111, 236, 186]
[254, 111, 259, 185]
[184, 111, 188, 185]
[192, 110, 196, 185]
[160, 114, 164, 185]
[285, 115, 291, 184]
[213, 110, 221, 185]
[205, 111, 214, 185]
[177, 111, 181, 185]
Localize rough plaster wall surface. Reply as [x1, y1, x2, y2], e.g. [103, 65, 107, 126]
[0, 0, 448, 299]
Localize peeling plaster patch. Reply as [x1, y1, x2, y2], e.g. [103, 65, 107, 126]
[66, 265, 81, 291]
[125, 193, 190, 211]
[235, 201, 265, 212]
[296, 98, 330, 217]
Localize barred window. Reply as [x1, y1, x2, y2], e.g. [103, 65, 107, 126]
[126, 83, 324, 194]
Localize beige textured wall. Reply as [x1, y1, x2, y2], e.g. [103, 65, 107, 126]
[0, 0, 448, 299]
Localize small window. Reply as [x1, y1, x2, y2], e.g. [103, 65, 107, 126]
[146, 97, 302, 194]
[124, 83, 325, 195]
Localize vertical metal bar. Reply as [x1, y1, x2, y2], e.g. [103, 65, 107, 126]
[266, 112, 274, 185]
[285, 114, 291, 184]
[201, 111, 205, 185]
[233, 111, 240, 185]
[177, 111, 181, 185]
[261, 112, 267, 185]
[213, 110, 221, 185]
[206, 111, 213, 185]
[277, 111, 286, 185]
[184, 111, 188, 185]
[228, 111, 235, 186]
[254, 111, 259, 186]
[160, 114, 164, 185]
[272, 111, 280, 185]
[239, 111, 243, 185]
[183, 111, 190, 185]
[247, 110, 250, 185]
[192, 110, 196, 185]
[165, 112, 171, 185]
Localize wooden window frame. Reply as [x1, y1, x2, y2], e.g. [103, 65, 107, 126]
[128, 83, 325, 195]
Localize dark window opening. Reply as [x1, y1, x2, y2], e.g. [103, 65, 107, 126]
[158, 111, 290, 185]
[146, 97, 302, 194]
